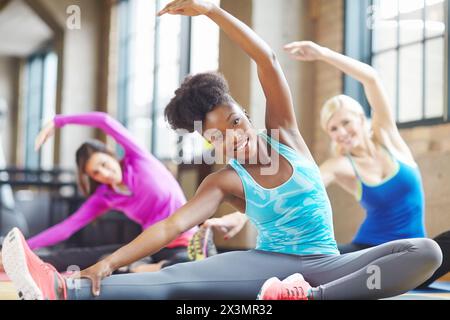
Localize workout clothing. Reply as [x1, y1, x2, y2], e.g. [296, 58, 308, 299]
[27, 112, 196, 250]
[347, 147, 426, 246]
[229, 133, 339, 256]
[66, 238, 442, 300]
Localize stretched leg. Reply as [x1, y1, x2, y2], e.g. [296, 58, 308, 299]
[67, 250, 306, 300]
[416, 231, 450, 288]
[303, 238, 442, 299]
[3, 228, 442, 300]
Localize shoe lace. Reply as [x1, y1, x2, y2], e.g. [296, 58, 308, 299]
[284, 285, 306, 299]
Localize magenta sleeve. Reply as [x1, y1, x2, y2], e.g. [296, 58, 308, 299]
[27, 194, 110, 250]
[54, 112, 148, 158]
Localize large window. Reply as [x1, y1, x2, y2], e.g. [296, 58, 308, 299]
[22, 51, 57, 169]
[117, 0, 155, 155]
[345, 0, 448, 127]
[116, 0, 220, 161]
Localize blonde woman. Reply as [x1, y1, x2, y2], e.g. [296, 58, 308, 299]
[281, 40, 450, 288]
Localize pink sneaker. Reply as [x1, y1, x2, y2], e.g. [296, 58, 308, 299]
[2, 228, 67, 300]
[257, 273, 312, 300]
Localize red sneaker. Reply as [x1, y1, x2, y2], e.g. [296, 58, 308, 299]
[2, 228, 67, 300]
[257, 273, 312, 300]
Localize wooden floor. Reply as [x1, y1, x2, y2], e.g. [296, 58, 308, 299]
[0, 282, 19, 300]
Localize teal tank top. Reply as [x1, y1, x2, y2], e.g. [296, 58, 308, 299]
[228, 133, 339, 256]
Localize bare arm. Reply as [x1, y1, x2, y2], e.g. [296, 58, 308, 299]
[78, 172, 227, 295]
[319, 156, 362, 198]
[320, 48, 397, 132]
[105, 176, 224, 269]
[159, 0, 298, 132]
[285, 41, 414, 158]
[320, 159, 337, 188]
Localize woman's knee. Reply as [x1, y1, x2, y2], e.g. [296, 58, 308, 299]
[410, 238, 443, 271]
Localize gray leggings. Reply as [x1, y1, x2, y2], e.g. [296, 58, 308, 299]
[66, 238, 442, 300]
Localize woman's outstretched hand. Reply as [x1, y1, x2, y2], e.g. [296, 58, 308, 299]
[283, 41, 327, 62]
[73, 260, 114, 297]
[157, 0, 215, 17]
[34, 120, 55, 152]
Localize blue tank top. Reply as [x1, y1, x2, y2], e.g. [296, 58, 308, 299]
[348, 147, 426, 245]
[228, 133, 339, 256]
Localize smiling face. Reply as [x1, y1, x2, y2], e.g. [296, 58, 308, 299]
[84, 152, 123, 186]
[326, 108, 366, 154]
[202, 103, 258, 162]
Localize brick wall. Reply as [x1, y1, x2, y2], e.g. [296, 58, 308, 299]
[308, 0, 344, 164]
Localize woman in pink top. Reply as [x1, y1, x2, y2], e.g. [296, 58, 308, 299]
[1, 112, 213, 272]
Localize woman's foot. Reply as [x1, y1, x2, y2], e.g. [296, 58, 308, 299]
[2, 228, 67, 300]
[257, 273, 312, 300]
[187, 226, 218, 261]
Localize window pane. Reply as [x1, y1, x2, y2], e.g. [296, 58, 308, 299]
[425, 38, 445, 118]
[426, 0, 445, 37]
[133, 0, 155, 110]
[372, 0, 399, 52]
[372, 50, 398, 119]
[41, 52, 58, 169]
[399, 0, 424, 45]
[155, 116, 179, 160]
[374, 0, 399, 19]
[127, 0, 155, 150]
[25, 57, 44, 168]
[116, 0, 156, 152]
[154, 1, 182, 159]
[190, 0, 220, 73]
[117, 0, 132, 128]
[128, 117, 152, 151]
[398, 44, 423, 122]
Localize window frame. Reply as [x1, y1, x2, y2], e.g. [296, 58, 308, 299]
[23, 48, 57, 169]
[344, 0, 449, 128]
[116, 0, 193, 160]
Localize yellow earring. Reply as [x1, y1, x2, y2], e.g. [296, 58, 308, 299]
[203, 139, 214, 150]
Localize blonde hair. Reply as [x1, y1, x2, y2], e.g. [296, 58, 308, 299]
[320, 95, 371, 155]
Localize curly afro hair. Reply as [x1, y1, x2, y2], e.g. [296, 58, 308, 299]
[164, 72, 235, 133]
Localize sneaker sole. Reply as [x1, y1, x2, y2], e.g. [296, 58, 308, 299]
[2, 228, 43, 300]
[257, 277, 279, 300]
